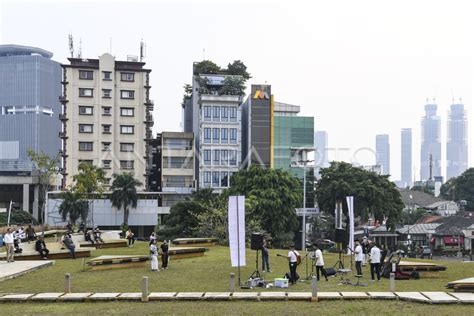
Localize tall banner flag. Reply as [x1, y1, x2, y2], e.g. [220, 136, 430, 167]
[228, 195, 246, 267]
[346, 196, 354, 255]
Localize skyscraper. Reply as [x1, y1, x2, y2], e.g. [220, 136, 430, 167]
[401, 128, 412, 187]
[376, 134, 390, 175]
[420, 103, 441, 180]
[447, 102, 468, 179]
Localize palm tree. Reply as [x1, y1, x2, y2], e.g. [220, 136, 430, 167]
[110, 172, 142, 226]
[59, 191, 89, 225]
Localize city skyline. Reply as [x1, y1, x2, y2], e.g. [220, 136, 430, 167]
[1, 0, 473, 182]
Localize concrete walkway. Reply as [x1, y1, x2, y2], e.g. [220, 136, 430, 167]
[0, 291, 473, 304]
[0, 260, 54, 282]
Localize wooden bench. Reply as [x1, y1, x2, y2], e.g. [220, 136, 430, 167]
[71, 231, 128, 249]
[0, 241, 93, 260]
[87, 255, 149, 271]
[172, 238, 218, 248]
[169, 247, 207, 259]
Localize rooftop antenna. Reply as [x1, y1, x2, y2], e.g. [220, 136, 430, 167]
[68, 34, 74, 58]
[202, 48, 206, 60]
[78, 38, 82, 59]
[140, 39, 146, 62]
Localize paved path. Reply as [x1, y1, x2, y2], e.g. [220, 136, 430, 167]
[0, 291, 473, 304]
[0, 260, 54, 282]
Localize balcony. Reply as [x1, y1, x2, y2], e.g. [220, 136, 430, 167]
[58, 150, 68, 158]
[59, 96, 68, 103]
[59, 132, 68, 139]
[59, 114, 68, 121]
[200, 94, 241, 103]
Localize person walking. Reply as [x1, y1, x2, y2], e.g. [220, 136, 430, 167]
[4, 228, 15, 263]
[370, 243, 381, 281]
[150, 240, 159, 272]
[354, 240, 364, 276]
[160, 240, 169, 269]
[126, 228, 135, 247]
[287, 245, 300, 285]
[314, 245, 328, 281]
[261, 239, 271, 272]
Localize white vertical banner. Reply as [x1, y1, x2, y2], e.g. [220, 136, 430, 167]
[228, 195, 246, 267]
[346, 196, 354, 255]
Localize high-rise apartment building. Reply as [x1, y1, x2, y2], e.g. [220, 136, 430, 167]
[447, 102, 468, 179]
[183, 65, 242, 192]
[401, 128, 412, 187]
[60, 53, 153, 188]
[420, 103, 441, 180]
[0, 44, 61, 219]
[375, 134, 390, 175]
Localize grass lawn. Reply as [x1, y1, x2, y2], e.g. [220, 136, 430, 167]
[1, 242, 473, 314]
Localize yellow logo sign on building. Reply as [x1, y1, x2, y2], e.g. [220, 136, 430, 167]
[253, 90, 270, 100]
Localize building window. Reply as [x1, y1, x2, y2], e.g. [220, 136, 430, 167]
[102, 124, 112, 134]
[120, 90, 135, 99]
[120, 108, 134, 116]
[79, 88, 93, 97]
[203, 106, 211, 121]
[221, 106, 228, 122]
[102, 89, 112, 98]
[213, 149, 220, 165]
[230, 128, 237, 144]
[120, 160, 134, 170]
[203, 149, 211, 165]
[78, 160, 93, 166]
[121, 72, 135, 82]
[79, 106, 93, 115]
[120, 125, 134, 134]
[79, 124, 93, 133]
[221, 128, 228, 143]
[102, 160, 112, 169]
[79, 70, 93, 80]
[102, 142, 111, 151]
[212, 171, 220, 187]
[212, 128, 220, 144]
[220, 149, 228, 165]
[79, 142, 93, 151]
[102, 107, 112, 116]
[120, 143, 134, 152]
[213, 106, 220, 121]
[102, 71, 112, 81]
[221, 171, 229, 187]
[203, 171, 211, 187]
[230, 150, 237, 165]
[203, 128, 211, 143]
[230, 106, 237, 122]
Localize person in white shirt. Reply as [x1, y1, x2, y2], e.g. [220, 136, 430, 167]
[149, 240, 159, 272]
[149, 232, 157, 243]
[287, 245, 300, 285]
[354, 240, 364, 276]
[314, 245, 328, 281]
[4, 228, 15, 262]
[369, 243, 381, 281]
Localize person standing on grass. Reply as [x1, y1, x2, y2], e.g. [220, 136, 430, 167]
[149, 232, 157, 244]
[370, 243, 381, 281]
[287, 244, 300, 285]
[354, 240, 364, 276]
[160, 240, 169, 269]
[25, 224, 36, 243]
[126, 228, 135, 247]
[4, 228, 15, 262]
[314, 244, 328, 281]
[261, 239, 271, 272]
[150, 239, 159, 272]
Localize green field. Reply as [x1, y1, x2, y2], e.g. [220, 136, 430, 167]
[1, 242, 473, 314]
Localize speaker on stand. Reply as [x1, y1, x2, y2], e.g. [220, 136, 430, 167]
[249, 233, 263, 280]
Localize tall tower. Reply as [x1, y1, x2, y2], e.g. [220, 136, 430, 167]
[446, 102, 468, 179]
[401, 128, 412, 187]
[420, 103, 441, 180]
[376, 134, 390, 175]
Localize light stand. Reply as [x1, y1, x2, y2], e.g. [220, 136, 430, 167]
[248, 249, 262, 280]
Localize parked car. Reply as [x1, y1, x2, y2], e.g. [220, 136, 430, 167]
[421, 245, 432, 259]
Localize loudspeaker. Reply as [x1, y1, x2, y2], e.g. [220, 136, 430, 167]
[251, 233, 264, 250]
[335, 229, 345, 244]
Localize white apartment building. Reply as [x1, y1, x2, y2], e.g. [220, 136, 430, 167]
[60, 53, 153, 188]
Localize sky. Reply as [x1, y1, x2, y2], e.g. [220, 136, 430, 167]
[1, 0, 473, 181]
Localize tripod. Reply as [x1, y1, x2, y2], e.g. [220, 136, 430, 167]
[333, 244, 345, 270]
[249, 249, 262, 279]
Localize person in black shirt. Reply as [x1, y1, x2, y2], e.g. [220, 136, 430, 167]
[160, 241, 169, 269]
[261, 239, 271, 272]
[35, 236, 49, 259]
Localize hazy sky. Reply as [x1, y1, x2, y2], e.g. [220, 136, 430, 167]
[1, 0, 473, 181]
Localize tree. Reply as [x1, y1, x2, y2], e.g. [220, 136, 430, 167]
[228, 166, 301, 246]
[27, 149, 61, 224]
[226, 60, 251, 80]
[58, 191, 89, 225]
[110, 173, 142, 226]
[193, 60, 222, 75]
[157, 200, 206, 240]
[316, 162, 404, 231]
[219, 76, 246, 96]
[440, 168, 474, 211]
[401, 208, 428, 225]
